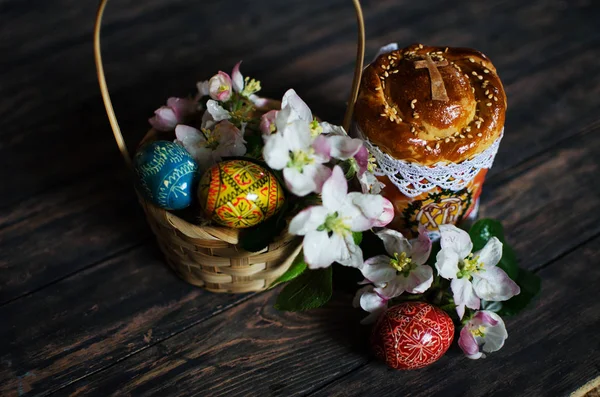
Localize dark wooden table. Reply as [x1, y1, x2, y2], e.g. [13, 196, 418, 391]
[1, 0, 599, 395]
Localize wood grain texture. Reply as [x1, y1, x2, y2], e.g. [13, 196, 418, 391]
[0, 244, 254, 397]
[0, 171, 150, 304]
[48, 126, 600, 396]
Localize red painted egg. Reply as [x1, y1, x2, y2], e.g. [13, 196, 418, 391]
[370, 302, 454, 370]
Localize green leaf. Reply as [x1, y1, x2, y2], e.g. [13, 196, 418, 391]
[269, 255, 307, 289]
[352, 231, 363, 245]
[469, 219, 518, 280]
[498, 268, 542, 316]
[274, 267, 333, 312]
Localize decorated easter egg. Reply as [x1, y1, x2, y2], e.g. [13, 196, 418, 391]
[134, 140, 199, 210]
[370, 302, 454, 370]
[198, 159, 285, 228]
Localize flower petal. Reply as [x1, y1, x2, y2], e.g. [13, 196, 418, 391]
[312, 134, 332, 161]
[321, 166, 348, 211]
[326, 135, 364, 160]
[472, 267, 520, 301]
[479, 312, 507, 353]
[149, 107, 178, 131]
[354, 145, 369, 176]
[360, 255, 396, 285]
[281, 88, 312, 122]
[439, 224, 473, 259]
[334, 233, 364, 268]
[166, 97, 197, 120]
[303, 230, 337, 269]
[283, 167, 318, 197]
[231, 61, 244, 93]
[435, 248, 460, 279]
[288, 206, 329, 236]
[375, 228, 412, 257]
[476, 237, 503, 268]
[451, 277, 480, 318]
[459, 326, 483, 359]
[282, 120, 312, 152]
[263, 132, 289, 170]
[358, 290, 388, 324]
[344, 192, 388, 230]
[320, 121, 347, 135]
[197, 80, 210, 97]
[260, 110, 278, 135]
[206, 100, 231, 121]
[404, 265, 434, 294]
[411, 227, 432, 266]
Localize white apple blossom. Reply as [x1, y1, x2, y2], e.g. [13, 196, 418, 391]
[262, 89, 365, 196]
[175, 121, 246, 172]
[458, 310, 508, 359]
[354, 228, 433, 324]
[289, 166, 394, 269]
[435, 224, 520, 319]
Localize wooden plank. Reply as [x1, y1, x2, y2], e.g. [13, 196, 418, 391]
[0, 171, 150, 304]
[45, 124, 600, 396]
[0, 0, 599, 207]
[0, 245, 253, 397]
[308, 236, 600, 397]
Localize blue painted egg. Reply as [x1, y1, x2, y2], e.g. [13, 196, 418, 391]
[133, 140, 199, 210]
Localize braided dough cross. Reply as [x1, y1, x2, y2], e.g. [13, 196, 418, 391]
[414, 55, 449, 102]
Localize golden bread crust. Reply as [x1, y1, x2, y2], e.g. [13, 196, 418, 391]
[354, 44, 506, 165]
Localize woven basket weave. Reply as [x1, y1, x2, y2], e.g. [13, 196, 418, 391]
[93, 0, 365, 293]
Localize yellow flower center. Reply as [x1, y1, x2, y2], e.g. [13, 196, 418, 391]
[471, 325, 486, 338]
[318, 212, 351, 236]
[390, 252, 413, 273]
[458, 253, 484, 279]
[288, 149, 315, 171]
[241, 77, 262, 97]
[309, 119, 323, 137]
[218, 84, 229, 94]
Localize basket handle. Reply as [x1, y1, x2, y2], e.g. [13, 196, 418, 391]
[93, 0, 365, 169]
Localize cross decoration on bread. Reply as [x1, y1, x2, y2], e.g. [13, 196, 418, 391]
[414, 55, 449, 102]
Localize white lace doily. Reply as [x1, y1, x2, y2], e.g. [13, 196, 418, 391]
[355, 125, 503, 198]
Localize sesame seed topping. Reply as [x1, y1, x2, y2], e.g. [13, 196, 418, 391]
[483, 69, 490, 74]
[485, 90, 490, 95]
[472, 71, 478, 76]
[380, 113, 386, 117]
[444, 47, 449, 53]
[445, 138, 450, 143]
[477, 75, 483, 80]
[435, 142, 440, 149]
[477, 133, 483, 137]
[418, 44, 424, 49]
[465, 126, 471, 132]
[392, 69, 399, 74]
[375, 87, 381, 91]
[410, 99, 417, 109]
[486, 102, 492, 106]
[468, 134, 473, 138]
[469, 58, 475, 63]
[384, 71, 389, 77]
[471, 87, 475, 93]
[460, 134, 465, 139]
[488, 94, 493, 99]
[494, 96, 498, 101]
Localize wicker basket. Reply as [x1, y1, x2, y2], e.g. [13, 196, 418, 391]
[93, 0, 365, 293]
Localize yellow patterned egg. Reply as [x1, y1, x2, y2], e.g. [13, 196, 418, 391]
[198, 160, 285, 228]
